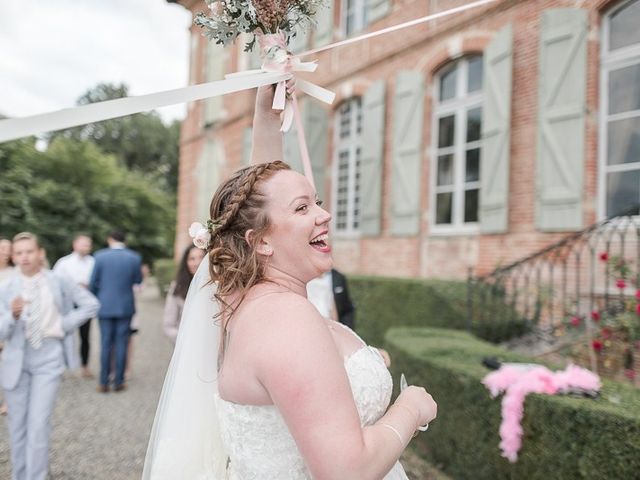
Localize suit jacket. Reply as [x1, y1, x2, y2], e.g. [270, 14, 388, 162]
[332, 269, 355, 330]
[90, 247, 142, 318]
[0, 270, 100, 390]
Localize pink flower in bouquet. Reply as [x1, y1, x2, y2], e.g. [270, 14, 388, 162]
[624, 369, 636, 380]
[592, 339, 604, 352]
[636, 303, 640, 316]
[601, 327, 612, 340]
[590, 310, 601, 322]
[616, 279, 626, 289]
[636, 289, 640, 300]
[599, 252, 609, 262]
[569, 316, 581, 327]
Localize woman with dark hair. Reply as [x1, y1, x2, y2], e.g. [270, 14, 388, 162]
[162, 245, 205, 343]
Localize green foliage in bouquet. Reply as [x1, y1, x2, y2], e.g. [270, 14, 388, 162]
[195, 0, 326, 51]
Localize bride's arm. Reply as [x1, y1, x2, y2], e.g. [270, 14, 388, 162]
[252, 295, 437, 480]
[251, 83, 290, 165]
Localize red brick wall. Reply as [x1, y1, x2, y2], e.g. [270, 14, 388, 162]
[173, 0, 615, 278]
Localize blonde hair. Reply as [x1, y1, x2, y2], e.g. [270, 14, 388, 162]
[207, 161, 291, 321]
[12, 232, 41, 248]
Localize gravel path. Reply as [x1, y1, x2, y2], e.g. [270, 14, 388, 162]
[0, 281, 447, 480]
[0, 281, 173, 480]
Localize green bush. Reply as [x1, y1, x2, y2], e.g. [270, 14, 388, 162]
[154, 258, 177, 297]
[385, 327, 640, 480]
[347, 276, 468, 346]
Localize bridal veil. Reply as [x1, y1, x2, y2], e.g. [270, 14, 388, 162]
[142, 257, 228, 479]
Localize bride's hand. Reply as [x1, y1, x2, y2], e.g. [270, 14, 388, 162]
[397, 385, 437, 427]
[255, 78, 296, 119]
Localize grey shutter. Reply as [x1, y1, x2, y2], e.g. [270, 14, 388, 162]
[391, 71, 424, 236]
[283, 101, 304, 173]
[242, 127, 252, 166]
[195, 140, 222, 220]
[204, 43, 225, 126]
[536, 9, 587, 231]
[304, 102, 329, 198]
[313, 1, 334, 47]
[289, 26, 310, 54]
[480, 24, 513, 234]
[360, 80, 386, 236]
[366, 0, 391, 24]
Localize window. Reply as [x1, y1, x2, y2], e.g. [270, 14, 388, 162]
[333, 98, 363, 233]
[600, 0, 640, 217]
[342, 0, 367, 36]
[432, 56, 484, 231]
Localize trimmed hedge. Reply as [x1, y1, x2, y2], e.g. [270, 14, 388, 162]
[348, 276, 468, 346]
[385, 327, 640, 480]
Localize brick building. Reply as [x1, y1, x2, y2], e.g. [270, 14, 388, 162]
[168, 0, 639, 280]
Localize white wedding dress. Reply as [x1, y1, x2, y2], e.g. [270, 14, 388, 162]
[216, 325, 409, 480]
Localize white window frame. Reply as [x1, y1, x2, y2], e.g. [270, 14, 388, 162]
[341, 0, 367, 37]
[598, 0, 640, 219]
[332, 98, 363, 237]
[430, 56, 483, 236]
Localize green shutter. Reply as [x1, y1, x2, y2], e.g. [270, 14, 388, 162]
[283, 100, 304, 173]
[480, 24, 513, 234]
[242, 127, 252, 166]
[366, 0, 391, 24]
[391, 71, 424, 236]
[360, 80, 387, 236]
[304, 102, 329, 199]
[204, 43, 225, 126]
[536, 9, 587, 231]
[195, 140, 222, 220]
[313, 1, 334, 47]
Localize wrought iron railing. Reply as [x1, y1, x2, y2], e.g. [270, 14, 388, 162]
[467, 207, 640, 371]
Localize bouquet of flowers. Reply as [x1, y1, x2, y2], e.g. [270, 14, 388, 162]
[195, 0, 327, 51]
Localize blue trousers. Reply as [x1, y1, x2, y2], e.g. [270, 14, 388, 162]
[98, 316, 131, 387]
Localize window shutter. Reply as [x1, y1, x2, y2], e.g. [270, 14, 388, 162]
[195, 140, 222, 220]
[366, 0, 391, 24]
[391, 71, 424, 236]
[313, 1, 334, 48]
[360, 80, 387, 236]
[283, 101, 304, 173]
[204, 43, 225, 126]
[304, 102, 329, 198]
[480, 24, 513, 234]
[536, 9, 587, 231]
[242, 127, 252, 166]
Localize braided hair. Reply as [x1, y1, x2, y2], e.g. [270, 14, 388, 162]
[207, 160, 291, 323]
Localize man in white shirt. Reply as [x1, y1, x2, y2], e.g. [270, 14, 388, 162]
[0, 232, 99, 480]
[53, 234, 95, 377]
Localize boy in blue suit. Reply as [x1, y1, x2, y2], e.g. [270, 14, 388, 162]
[0, 232, 99, 480]
[90, 230, 142, 392]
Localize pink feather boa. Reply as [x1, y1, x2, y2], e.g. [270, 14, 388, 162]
[482, 364, 601, 462]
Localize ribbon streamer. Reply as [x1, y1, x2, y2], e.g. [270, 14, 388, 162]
[0, 0, 497, 149]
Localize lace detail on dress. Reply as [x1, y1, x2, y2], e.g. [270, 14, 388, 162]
[216, 342, 408, 480]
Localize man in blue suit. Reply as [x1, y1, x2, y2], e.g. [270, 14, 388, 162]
[90, 230, 142, 392]
[0, 232, 99, 480]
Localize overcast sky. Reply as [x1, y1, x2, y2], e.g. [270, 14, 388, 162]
[0, 0, 193, 124]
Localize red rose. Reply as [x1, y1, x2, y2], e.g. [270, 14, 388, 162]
[601, 327, 612, 339]
[624, 369, 636, 380]
[592, 339, 603, 352]
[636, 304, 640, 316]
[570, 316, 581, 327]
[636, 289, 640, 301]
[616, 279, 626, 289]
[590, 310, 601, 322]
[599, 252, 609, 262]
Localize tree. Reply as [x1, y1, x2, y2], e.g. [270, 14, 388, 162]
[0, 137, 175, 265]
[50, 82, 180, 193]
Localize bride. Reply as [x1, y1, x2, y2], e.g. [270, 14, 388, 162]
[143, 84, 437, 479]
